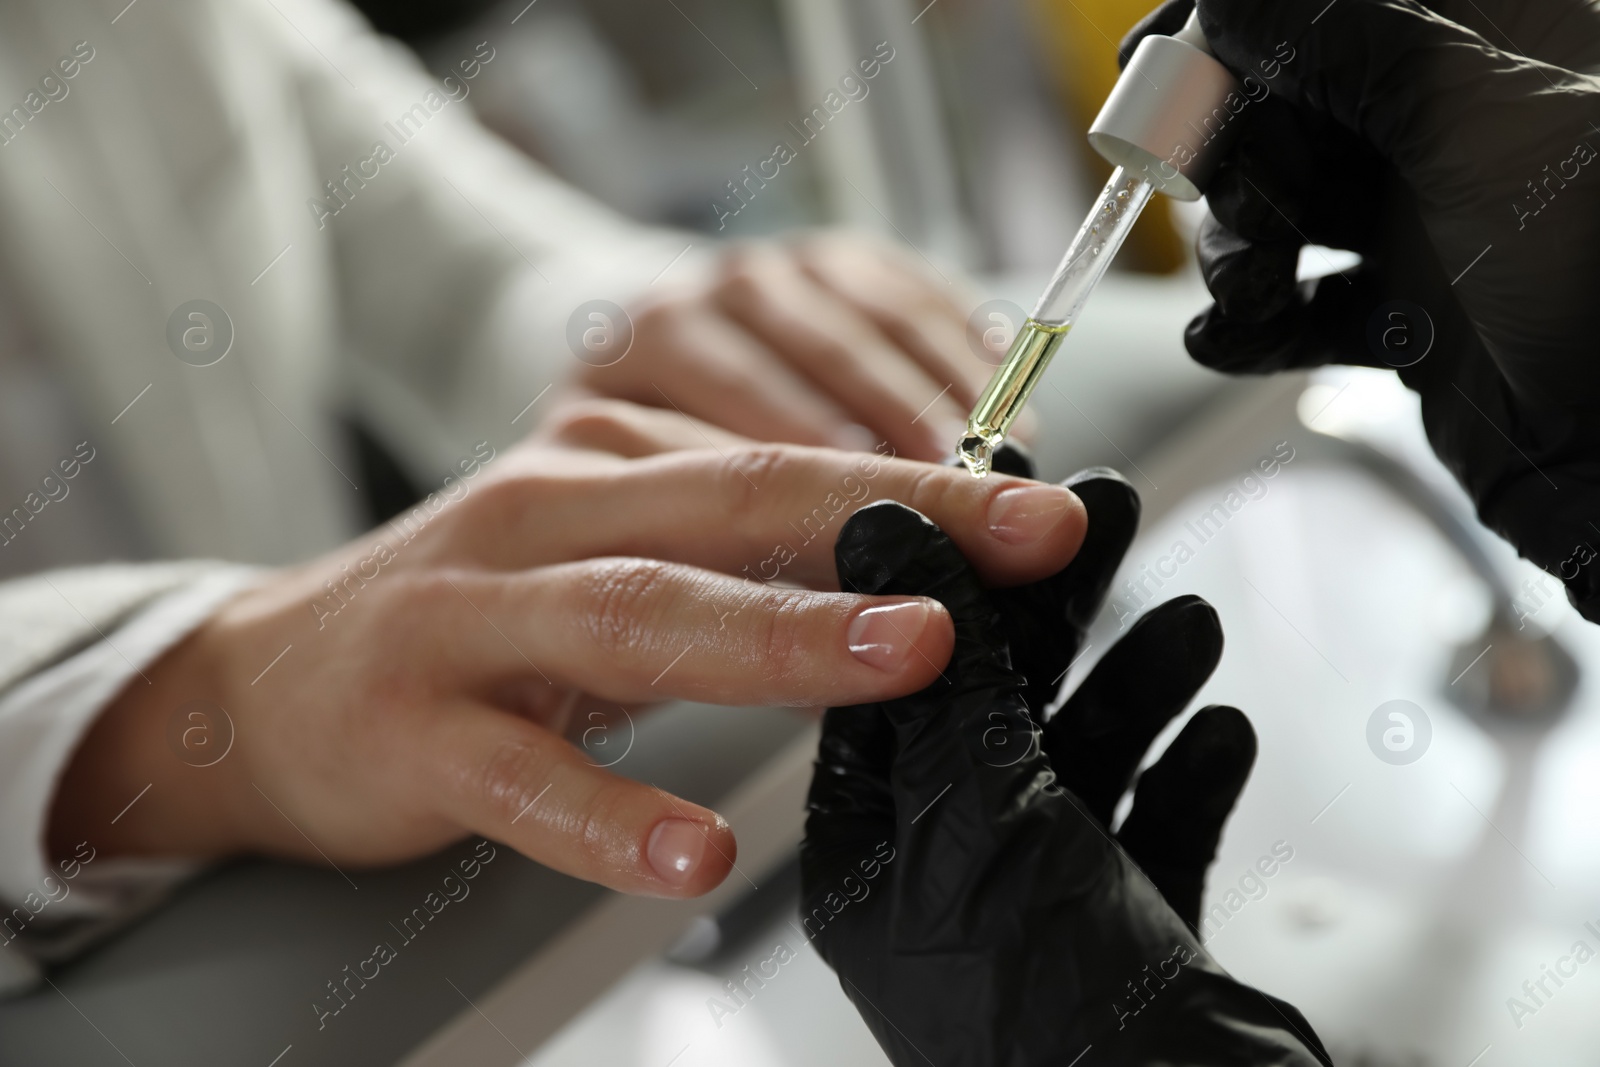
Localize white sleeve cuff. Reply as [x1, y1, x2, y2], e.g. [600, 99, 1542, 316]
[0, 565, 261, 992]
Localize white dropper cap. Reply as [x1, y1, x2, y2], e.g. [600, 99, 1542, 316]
[1086, 9, 1242, 201]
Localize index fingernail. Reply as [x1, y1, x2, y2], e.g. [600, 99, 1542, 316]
[987, 485, 1076, 545]
[847, 600, 933, 671]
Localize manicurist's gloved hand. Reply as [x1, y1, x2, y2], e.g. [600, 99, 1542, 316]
[801, 450, 1331, 1065]
[1125, 0, 1600, 620]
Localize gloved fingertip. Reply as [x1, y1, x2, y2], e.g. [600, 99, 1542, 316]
[1118, 0, 1194, 67]
[988, 440, 1035, 480]
[1183, 297, 1318, 375]
[1124, 594, 1225, 673]
[1197, 218, 1300, 324]
[834, 500, 949, 596]
[1061, 467, 1141, 536]
[1183, 305, 1234, 371]
[1180, 705, 1259, 778]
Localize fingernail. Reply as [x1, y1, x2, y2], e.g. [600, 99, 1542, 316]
[847, 600, 932, 671]
[987, 485, 1076, 545]
[647, 819, 708, 886]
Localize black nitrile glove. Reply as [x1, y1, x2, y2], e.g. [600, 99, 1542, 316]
[1122, 0, 1600, 621]
[801, 457, 1330, 1066]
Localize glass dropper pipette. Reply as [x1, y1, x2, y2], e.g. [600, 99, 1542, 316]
[956, 10, 1242, 477]
[957, 167, 1155, 476]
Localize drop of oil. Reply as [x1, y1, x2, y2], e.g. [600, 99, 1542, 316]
[957, 433, 995, 478]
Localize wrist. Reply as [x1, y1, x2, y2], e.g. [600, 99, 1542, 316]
[47, 594, 258, 864]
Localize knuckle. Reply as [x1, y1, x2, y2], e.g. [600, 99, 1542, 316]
[750, 588, 814, 697]
[463, 472, 536, 533]
[574, 558, 684, 656]
[566, 784, 629, 871]
[388, 569, 461, 614]
[542, 397, 641, 446]
[714, 263, 764, 307]
[715, 247, 787, 305]
[476, 734, 558, 826]
[631, 295, 691, 337]
[717, 443, 801, 533]
[899, 459, 958, 525]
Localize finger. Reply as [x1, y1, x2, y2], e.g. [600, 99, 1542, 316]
[467, 444, 1088, 587]
[833, 502, 1047, 823]
[833, 501, 1109, 927]
[800, 704, 898, 984]
[1205, 95, 1387, 254]
[992, 468, 1142, 719]
[1419, 344, 1600, 621]
[1042, 595, 1223, 827]
[1116, 705, 1257, 931]
[802, 705, 897, 886]
[1195, 213, 1301, 325]
[794, 235, 990, 408]
[421, 701, 736, 896]
[1118, 0, 1193, 67]
[540, 396, 753, 458]
[1202, 0, 1556, 203]
[1421, 0, 1600, 71]
[983, 440, 1036, 480]
[1185, 266, 1388, 374]
[713, 245, 965, 461]
[430, 561, 955, 708]
[588, 298, 875, 450]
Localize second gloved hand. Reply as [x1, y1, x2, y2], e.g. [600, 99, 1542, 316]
[1123, 0, 1600, 621]
[801, 460, 1330, 1065]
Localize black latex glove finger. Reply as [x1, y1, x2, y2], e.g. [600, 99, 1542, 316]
[800, 703, 899, 948]
[833, 501, 1109, 941]
[993, 468, 1141, 720]
[804, 705, 896, 838]
[1195, 213, 1300, 324]
[1186, 266, 1385, 374]
[1416, 351, 1600, 620]
[1043, 595, 1223, 827]
[1117, 705, 1257, 932]
[1415, 0, 1600, 73]
[1202, 0, 1600, 407]
[1118, 0, 1192, 67]
[986, 439, 1036, 479]
[833, 498, 1022, 739]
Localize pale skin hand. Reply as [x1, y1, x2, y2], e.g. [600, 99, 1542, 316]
[48, 401, 1084, 899]
[570, 231, 1029, 462]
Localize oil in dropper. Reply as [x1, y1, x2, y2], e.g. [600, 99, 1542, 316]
[957, 167, 1156, 477]
[957, 320, 1069, 477]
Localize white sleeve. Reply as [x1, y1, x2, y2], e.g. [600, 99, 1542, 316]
[257, 0, 711, 477]
[0, 563, 261, 997]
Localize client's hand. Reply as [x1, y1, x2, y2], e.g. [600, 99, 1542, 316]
[48, 402, 1085, 898]
[571, 231, 994, 462]
[800, 455, 1330, 1065]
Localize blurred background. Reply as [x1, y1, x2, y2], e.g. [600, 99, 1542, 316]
[353, 0, 1187, 273]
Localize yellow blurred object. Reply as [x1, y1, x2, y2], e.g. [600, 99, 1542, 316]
[1030, 0, 1187, 274]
